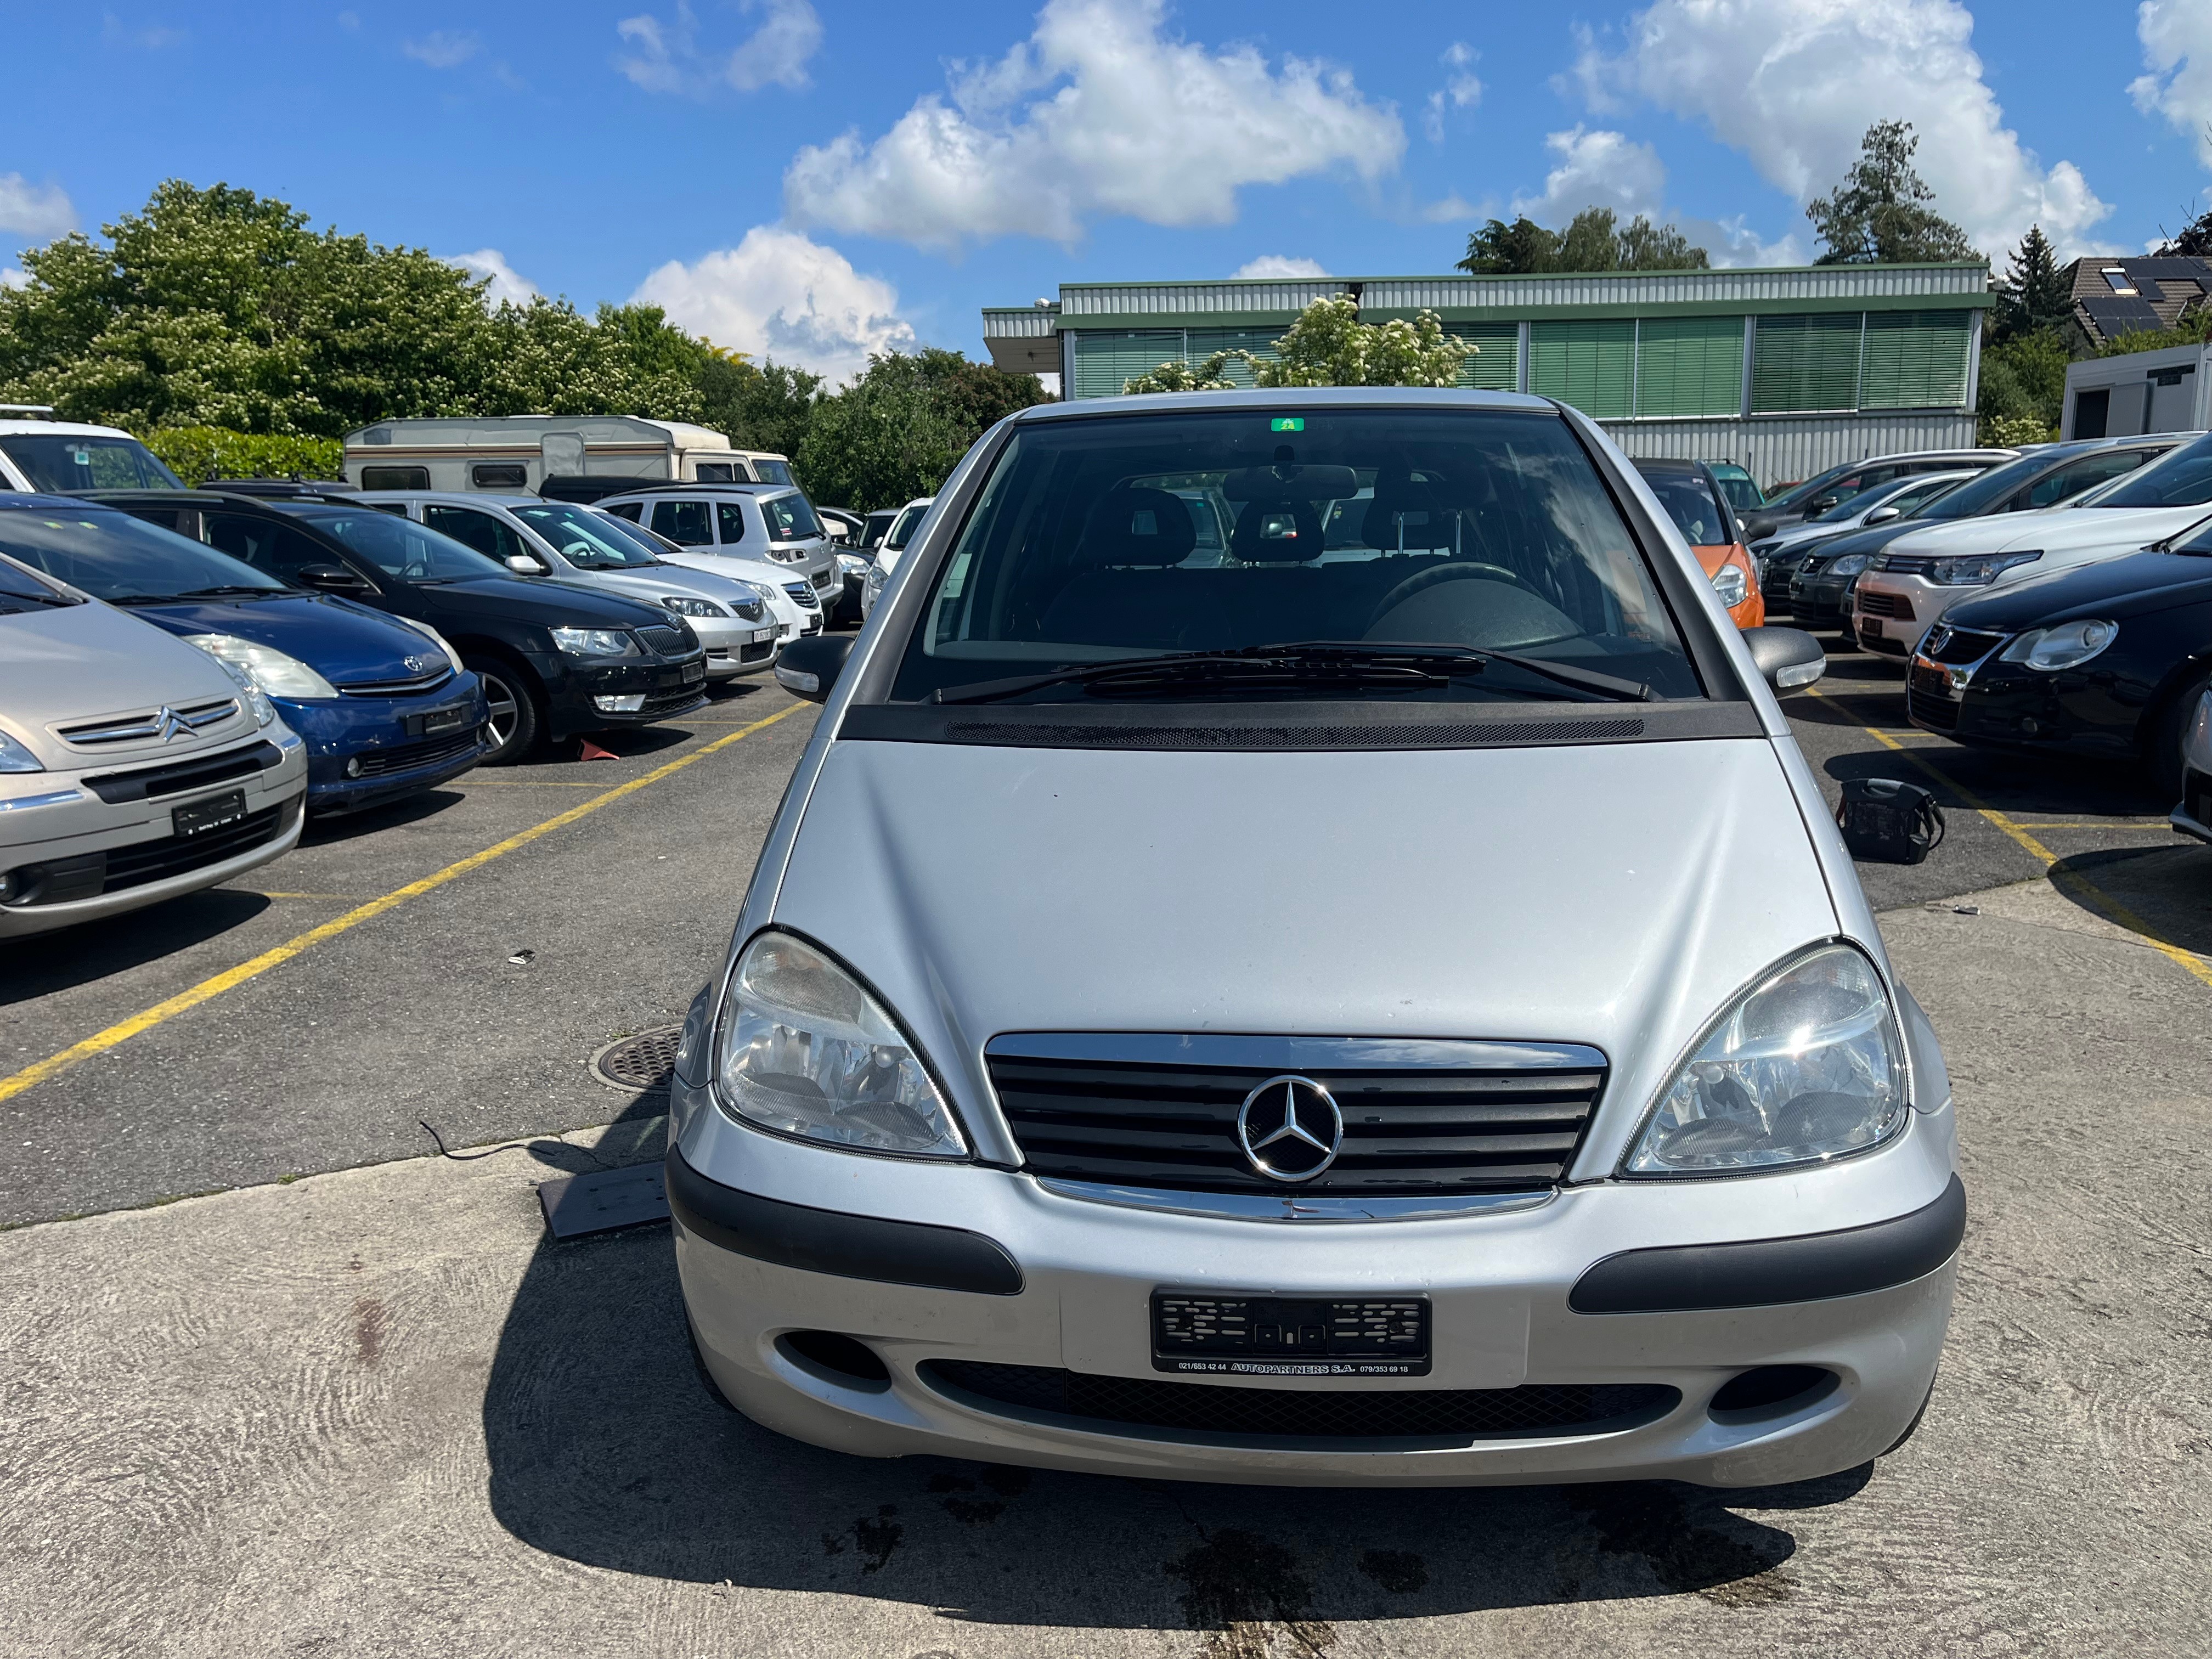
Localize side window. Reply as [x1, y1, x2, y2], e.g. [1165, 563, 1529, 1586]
[360, 465, 431, 490]
[695, 462, 738, 482]
[424, 505, 529, 563]
[2024, 450, 2152, 508]
[203, 514, 343, 584]
[652, 500, 713, 545]
[471, 462, 528, 489]
[603, 501, 643, 523]
[716, 503, 748, 543]
[1886, 478, 1950, 515]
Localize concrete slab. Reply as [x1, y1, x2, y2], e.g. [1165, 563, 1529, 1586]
[3, 890, 2209, 1657]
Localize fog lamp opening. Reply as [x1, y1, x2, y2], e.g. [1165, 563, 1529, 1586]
[1708, 1364, 1838, 1423]
[778, 1329, 891, 1390]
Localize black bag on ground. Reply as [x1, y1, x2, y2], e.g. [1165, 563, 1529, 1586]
[1835, 778, 1945, 864]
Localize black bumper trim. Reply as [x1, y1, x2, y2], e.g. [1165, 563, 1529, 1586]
[1568, 1174, 1966, 1314]
[665, 1146, 1023, 1296]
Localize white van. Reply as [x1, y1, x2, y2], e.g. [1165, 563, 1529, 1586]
[340, 415, 792, 499]
[0, 410, 184, 493]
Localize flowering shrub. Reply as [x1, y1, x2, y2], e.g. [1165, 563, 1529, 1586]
[1124, 296, 1474, 394]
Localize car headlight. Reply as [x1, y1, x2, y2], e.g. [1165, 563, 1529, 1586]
[1624, 943, 1908, 1176]
[1829, 552, 1870, 577]
[837, 552, 869, 576]
[1998, 618, 2117, 673]
[0, 730, 44, 773]
[205, 656, 279, 726]
[549, 626, 639, 657]
[712, 930, 966, 1158]
[1710, 563, 1748, 607]
[394, 616, 465, 674]
[1928, 550, 2041, 586]
[662, 595, 729, 618]
[183, 633, 338, 699]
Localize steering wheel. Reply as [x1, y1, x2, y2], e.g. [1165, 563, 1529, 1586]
[1363, 562, 1550, 633]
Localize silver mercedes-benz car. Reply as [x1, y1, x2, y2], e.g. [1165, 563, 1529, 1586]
[668, 388, 1962, 1489]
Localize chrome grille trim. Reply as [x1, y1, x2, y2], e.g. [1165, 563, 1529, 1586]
[336, 667, 454, 698]
[1034, 1177, 1558, 1224]
[56, 697, 239, 748]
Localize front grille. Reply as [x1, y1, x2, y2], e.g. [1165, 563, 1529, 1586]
[9, 803, 295, 905]
[1920, 628, 2005, 665]
[739, 640, 772, 664]
[349, 730, 482, 779]
[986, 1035, 1604, 1195]
[1797, 555, 1830, 577]
[782, 580, 820, 609]
[923, 1362, 1677, 1442]
[83, 740, 282, 803]
[634, 622, 695, 657]
[1907, 664, 1959, 731]
[1880, 554, 1936, 576]
[57, 697, 239, 748]
[1858, 591, 1913, 620]
[642, 686, 707, 716]
[337, 667, 453, 698]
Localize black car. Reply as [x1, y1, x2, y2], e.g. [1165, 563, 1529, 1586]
[96, 491, 708, 763]
[1742, 448, 2015, 543]
[1905, 533, 2212, 793]
[1768, 437, 2183, 627]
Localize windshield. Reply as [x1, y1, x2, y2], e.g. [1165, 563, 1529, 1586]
[301, 510, 504, 582]
[1764, 463, 1854, 515]
[1708, 466, 1764, 511]
[761, 490, 822, 540]
[1811, 476, 1914, 524]
[0, 506, 286, 602]
[0, 433, 183, 492]
[2079, 432, 2212, 509]
[1638, 472, 1731, 545]
[752, 459, 794, 486]
[1914, 451, 2069, 520]
[889, 407, 1701, 704]
[0, 548, 81, 611]
[511, 501, 661, 569]
[887, 501, 932, 551]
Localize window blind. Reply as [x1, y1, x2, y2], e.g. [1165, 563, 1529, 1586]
[1858, 311, 1972, 408]
[1634, 315, 1745, 417]
[1750, 314, 1864, 413]
[1530, 319, 1635, 420]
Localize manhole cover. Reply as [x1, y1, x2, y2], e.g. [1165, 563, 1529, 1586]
[590, 1025, 684, 1093]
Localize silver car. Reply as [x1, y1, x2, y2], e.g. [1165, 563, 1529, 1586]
[671, 389, 1960, 1489]
[0, 556, 307, 936]
[597, 485, 839, 611]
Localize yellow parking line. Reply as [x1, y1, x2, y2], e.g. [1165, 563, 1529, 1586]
[0, 702, 808, 1104]
[1807, 686, 2212, 990]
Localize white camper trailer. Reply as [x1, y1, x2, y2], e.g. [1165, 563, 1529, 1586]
[340, 415, 792, 499]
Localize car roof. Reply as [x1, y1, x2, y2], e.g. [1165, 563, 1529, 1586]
[0, 489, 129, 511]
[1008, 386, 1556, 422]
[0, 419, 149, 439]
[354, 490, 544, 508]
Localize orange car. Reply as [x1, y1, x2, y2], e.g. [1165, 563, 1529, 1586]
[1631, 457, 1767, 630]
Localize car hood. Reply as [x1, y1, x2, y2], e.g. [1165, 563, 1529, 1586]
[1883, 505, 2212, 560]
[125, 592, 445, 690]
[0, 597, 256, 766]
[418, 574, 667, 629]
[1798, 516, 1942, 562]
[771, 733, 1843, 1173]
[1940, 550, 2212, 630]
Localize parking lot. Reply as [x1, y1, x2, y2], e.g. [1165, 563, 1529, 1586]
[4, 648, 2211, 1657]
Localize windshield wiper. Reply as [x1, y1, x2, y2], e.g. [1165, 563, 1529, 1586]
[100, 592, 188, 606]
[932, 640, 1654, 706]
[176, 584, 285, 599]
[0, 591, 80, 609]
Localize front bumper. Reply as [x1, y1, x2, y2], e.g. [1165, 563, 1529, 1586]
[1852, 573, 1955, 656]
[1787, 573, 1857, 629]
[688, 614, 780, 680]
[1904, 652, 2142, 762]
[541, 651, 712, 738]
[672, 1079, 1961, 1488]
[284, 675, 492, 814]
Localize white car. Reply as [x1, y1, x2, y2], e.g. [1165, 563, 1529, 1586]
[604, 510, 825, 642]
[354, 492, 784, 681]
[597, 485, 840, 613]
[1852, 431, 2212, 655]
[861, 496, 935, 621]
[0, 413, 183, 493]
[1748, 471, 1977, 563]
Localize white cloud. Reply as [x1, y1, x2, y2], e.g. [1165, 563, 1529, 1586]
[1423, 42, 1483, 143]
[101, 14, 187, 49]
[445, 250, 539, 308]
[631, 226, 915, 384]
[1, 267, 28, 291]
[1512, 126, 1668, 223]
[616, 0, 821, 95]
[0, 174, 76, 242]
[403, 30, 480, 70]
[1232, 256, 1330, 279]
[2134, 1, 2212, 171]
[784, 0, 1404, 251]
[1575, 0, 2112, 258]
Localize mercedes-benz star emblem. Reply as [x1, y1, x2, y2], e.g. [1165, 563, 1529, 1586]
[1235, 1074, 1344, 1183]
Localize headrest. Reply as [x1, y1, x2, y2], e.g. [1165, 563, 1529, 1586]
[1221, 464, 1358, 503]
[1075, 486, 1198, 567]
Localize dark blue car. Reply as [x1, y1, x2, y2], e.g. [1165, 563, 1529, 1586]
[0, 494, 490, 814]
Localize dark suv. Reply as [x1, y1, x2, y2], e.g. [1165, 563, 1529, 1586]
[97, 491, 708, 763]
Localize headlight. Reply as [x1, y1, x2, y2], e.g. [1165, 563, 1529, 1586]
[712, 930, 966, 1158]
[1710, 563, 1748, 607]
[549, 627, 639, 657]
[1999, 618, 2117, 673]
[0, 730, 43, 773]
[837, 552, 868, 576]
[1624, 943, 1908, 1176]
[207, 657, 279, 726]
[662, 595, 729, 618]
[1928, 550, 2041, 586]
[395, 616, 465, 674]
[183, 633, 337, 699]
[1829, 552, 1870, 577]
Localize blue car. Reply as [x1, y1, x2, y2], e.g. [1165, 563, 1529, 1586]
[0, 494, 490, 814]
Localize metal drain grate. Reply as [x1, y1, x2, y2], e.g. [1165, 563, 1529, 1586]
[589, 1025, 685, 1093]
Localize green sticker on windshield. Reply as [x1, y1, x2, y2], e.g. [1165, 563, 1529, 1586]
[1269, 417, 1304, 432]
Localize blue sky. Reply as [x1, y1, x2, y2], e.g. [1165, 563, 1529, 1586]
[6, 1, 2212, 383]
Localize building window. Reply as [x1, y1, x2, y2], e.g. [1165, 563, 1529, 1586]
[1529, 319, 1635, 420]
[2101, 268, 2138, 295]
[1749, 314, 1865, 413]
[1857, 311, 1972, 409]
[1633, 315, 1745, 417]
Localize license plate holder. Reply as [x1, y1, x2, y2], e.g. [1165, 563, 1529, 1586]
[1152, 1291, 1431, 1377]
[681, 660, 706, 684]
[173, 789, 247, 838]
[406, 703, 470, 737]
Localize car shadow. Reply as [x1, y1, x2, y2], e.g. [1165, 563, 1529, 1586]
[2048, 843, 2212, 958]
[1819, 743, 2168, 822]
[481, 1223, 1867, 1633]
[301, 787, 467, 845]
[0, 885, 271, 1005]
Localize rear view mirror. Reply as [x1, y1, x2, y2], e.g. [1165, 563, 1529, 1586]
[1865, 506, 1901, 524]
[774, 633, 854, 703]
[296, 563, 371, 594]
[505, 554, 548, 575]
[1809, 495, 1839, 515]
[1742, 627, 1826, 693]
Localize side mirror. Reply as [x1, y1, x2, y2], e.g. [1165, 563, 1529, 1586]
[296, 563, 371, 594]
[773, 632, 854, 703]
[1865, 505, 1901, 525]
[1742, 626, 1826, 693]
[505, 554, 548, 575]
[1808, 495, 1839, 515]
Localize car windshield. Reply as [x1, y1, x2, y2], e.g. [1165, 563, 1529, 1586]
[887, 501, 932, 551]
[300, 510, 503, 582]
[752, 459, 794, 486]
[511, 501, 661, 569]
[0, 433, 183, 492]
[889, 407, 1702, 704]
[2077, 432, 2212, 508]
[1911, 452, 2071, 520]
[1810, 477, 1914, 523]
[1708, 466, 1764, 511]
[761, 490, 822, 540]
[1638, 471, 1731, 545]
[0, 547, 81, 611]
[0, 506, 287, 602]
[1764, 463, 1855, 515]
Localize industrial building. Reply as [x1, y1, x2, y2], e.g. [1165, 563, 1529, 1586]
[983, 262, 1989, 490]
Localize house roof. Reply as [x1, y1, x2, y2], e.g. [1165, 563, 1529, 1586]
[2067, 256, 2212, 344]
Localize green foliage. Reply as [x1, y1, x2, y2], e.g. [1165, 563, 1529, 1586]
[1992, 227, 2073, 343]
[1458, 207, 1709, 274]
[1979, 413, 2058, 447]
[1976, 329, 2070, 439]
[137, 426, 344, 485]
[792, 349, 1048, 511]
[696, 355, 824, 458]
[1808, 122, 1976, 265]
[2092, 308, 2212, 356]
[1121, 357, 1240, 394]
[1125, 297, 1474, 394]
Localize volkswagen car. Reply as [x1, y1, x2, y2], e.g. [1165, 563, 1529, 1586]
[668, 388, 1962, 1490]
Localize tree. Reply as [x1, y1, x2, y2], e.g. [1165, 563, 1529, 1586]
[1124, 296, 1474, 394]
[1976, 330, 2069, 442]
[794, 355, 967, 512]
[696, 354, 823, 459]
[1991, 225, 2073, 342]
[1458, 206, 1708, 274]
[2156, 206, 2212, 258]
[1807, 121, 1976, 265]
